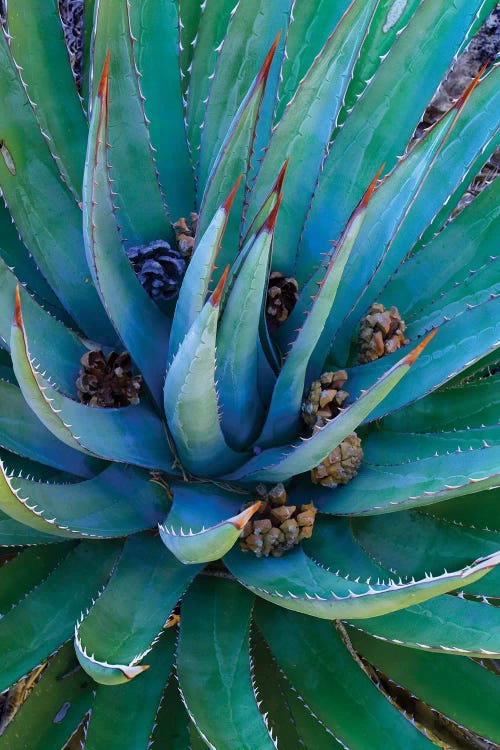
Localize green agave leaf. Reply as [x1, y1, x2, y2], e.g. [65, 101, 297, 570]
[345, 296, 500, 421]
[316, 445, 499, 515]
[381, 177, 500, 319]
[352, 511, 500, 599]
[84, 53, 171, 403]
[347, 594, 500, 657]
[226, 334, 435, 483]
[0, 511, 62, 545]
[0, 380, 102, 478]
[11, 290, 174, 469]
[91, 0, 170, 245]
[177, 577, 276, 750]
[381, 374, 500, 433]
[159, 481, 259, 564]
[0, 544, 74, 615]
[178, 0, 203, 95]
[0, 29, 114, 341]
[196, 34, 280, 271]
[169, 178, 241, 361]
[128, 0, 195, 219]
[164, 270, 243, 477]
[217, 204, 277, 449]
[75, 534, 200, 685]
[149, 673, 191, 750]
[0, 462, 167, 539]
[81, 0, 96, 110]
[0, 540, 120, 692]
[85, 630, 176, 750]
[256, 604, 436, 750]
[421, 487, 500, 533]
[225, 538, 500, 620]
[298, 0, 492, 281]
[247, 0, 378, 272]
[258, 168, 382, 447]
[350, 629, 500, 746]
[0, 642, 93, 750]
[6, 0, 87, 199]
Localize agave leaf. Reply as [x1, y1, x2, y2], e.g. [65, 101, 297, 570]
[0, 29, 114, 341]
[168, 177, 241, 361]
[164, 270, 244, 477]
[225, 538, 500, 620]
[0, 541, 120, 692]
[421, 488, 500, 533]
[149, 674, 191, 749]
[178, 0, 204, 95]
[11, 289, 174, 469]
[159, 482, 259, 564]
[226, 334, 435, 482]
[75, 534, 199, 686]
[247, 0, 379, 270]
[91, 0, 170, 244]
[256, 603, 436, 750]
[0, 642, 93, 750]
[177, 577, 276, 750]
[216, 204, 277, 449]
[128, 0, 195, 219]
[352, 511, 500, 599]
[315, 445, 499, 515]
[0, 544, 74, 615]
[84, 630, 176, 750]
[258, 168, 382, 447]
[0, 380, 103, 478]
[6, 0, 87, 199]
[0, 511, 62, 545]
[348, 594, 500, 657]
[84, 52, 171, 403]
[0, 462, 167, 539]
[196, 34, 280, 270]
[298, 0, 493, 280]
[81, 0, 96, 110]
[350, 629, 500, 746]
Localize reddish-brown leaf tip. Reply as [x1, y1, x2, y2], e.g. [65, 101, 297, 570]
[258, 31, 281, 85]
[263, 193, 282, 232]
[14, 285, 22, 328]
[404, 328, 438, 366]
[233, 501, 262, 531]
[360, 164, 385, 209]
[222, 175, 243, 213]
[274, 157, 290, 194]
[210, 265, 230, 306]
[98, 50, 111, 100]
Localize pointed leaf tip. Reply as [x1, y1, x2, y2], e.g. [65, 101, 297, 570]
[360, 164, 386, 208]
[232, 501, 261, 531]
[404, 328, 438, 366]
[263, 194, 282, 232]
[258, 31, 281, 85]
[121, 664, 150, 680]
[210, 266, 230, 306]
[274, 158, 290, 194]
[222, 175, 243, 212]
[14, 285, 22, 328]
[98, 49, 110, 100]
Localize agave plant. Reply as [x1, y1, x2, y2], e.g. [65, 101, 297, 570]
[0, 0, 499, 747]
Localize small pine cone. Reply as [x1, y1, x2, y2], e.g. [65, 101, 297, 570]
[301, 370, 349, 427]
[76, 350, 142, 408]
[358, 303, 408, 363]
[310, 431, 363, 488]
[239, 483, 317, 557]
[126, 240, 186, 301]
[266, 271, 299, 331]
[172, 214, 198, 258]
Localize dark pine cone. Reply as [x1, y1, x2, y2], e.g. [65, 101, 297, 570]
[265, 271, 299, 331]
[126, 240, 187, 301]
[76, 350, 142, 408]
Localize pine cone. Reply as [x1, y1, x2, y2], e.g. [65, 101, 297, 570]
[301, 370, 349, 426]
[172, 213, 198, 258]
[265, 272, 299, 331]
[76, 350, 142, 408]
[126, 240, 187, 301]
[310, 431, 363, 488]
[358, 302, 408, 363]
[239, 484, 317, 558]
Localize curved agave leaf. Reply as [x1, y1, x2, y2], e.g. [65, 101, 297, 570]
[0, 462, 167, 538]
[0, 545, 74, 615]
[84, 52, 171, 404]
[227, 334, 436, 482]
[159, 481, 259, 564]
[177, 577, 277, 750]
[75, 534, 200, 685]
[164, 270, 244, 477]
